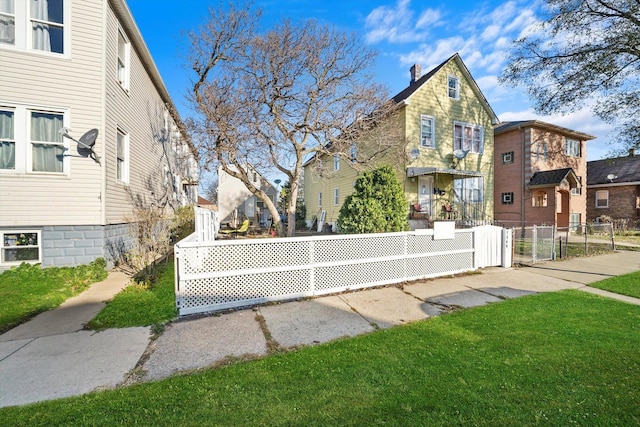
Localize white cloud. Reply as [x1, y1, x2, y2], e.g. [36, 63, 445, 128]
[364, 0, 443, 44]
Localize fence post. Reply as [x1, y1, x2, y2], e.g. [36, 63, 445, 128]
[532, 225, 537, 263]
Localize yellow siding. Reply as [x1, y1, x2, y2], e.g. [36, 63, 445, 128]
[304, 56, 496, 224]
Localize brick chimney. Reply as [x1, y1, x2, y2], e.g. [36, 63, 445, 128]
[630, 148, 635, 157]
[410, 64, 421, 84]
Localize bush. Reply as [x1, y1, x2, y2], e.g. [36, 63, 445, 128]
[337, 165, 408, 233]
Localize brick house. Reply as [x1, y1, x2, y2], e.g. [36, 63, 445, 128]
[587, 151, 640, 228]
[493, 121, 595, 228]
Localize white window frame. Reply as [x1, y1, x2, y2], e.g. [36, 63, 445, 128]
[447, 75, 460, 100]
[318, 192, 322, 207]
[334, 188, 339, 206]
[116, 128, 129, 183]
[595, 190, 609, 208]
[502, 151, 514, 164]
[0, 0, 70, 56]
[420, 115, 435, 148]
[453, 122, 483, 154]
[565, 138, 581, 157]
[117, 28, 130, 91]
[502, 192, 513, 204]
[0, 107, 16, 171]
[350, 143, 357, 163]
[333, 154, 339, 172]
[0, 104, 69, 175]
[1, 229, 42, 266]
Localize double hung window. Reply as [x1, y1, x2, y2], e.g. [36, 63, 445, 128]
[453, 122, 483, 153]
[595, 190, 608, 208]
[116, 128, 129, 183]
[1, 230, 41, 265]
[447, 75, 459, 99]
[420, 115, 434, 148]
[0, 0, 68, 54]
[565, 139, 581, 157]
[0, 105, 68, 174]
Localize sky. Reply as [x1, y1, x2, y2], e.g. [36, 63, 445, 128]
[126, 0, 618, 182]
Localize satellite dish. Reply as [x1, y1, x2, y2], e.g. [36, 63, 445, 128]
[59, 127, 100, 164]
[77, 128, 98, 157]
[453, 149, 469, 160]
[606, 173, 617, 182]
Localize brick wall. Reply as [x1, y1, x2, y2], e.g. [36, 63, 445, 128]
[587, 185, 640, 222]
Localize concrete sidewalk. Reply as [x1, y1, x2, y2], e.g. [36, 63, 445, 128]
[1, 250, 639, 408]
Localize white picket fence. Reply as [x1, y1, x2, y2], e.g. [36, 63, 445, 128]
[174, 224, 512, 316]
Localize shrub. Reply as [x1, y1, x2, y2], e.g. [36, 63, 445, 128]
[337, 165, 408, 233]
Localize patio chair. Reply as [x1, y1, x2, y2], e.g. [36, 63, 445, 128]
[218, 219, 250, 238]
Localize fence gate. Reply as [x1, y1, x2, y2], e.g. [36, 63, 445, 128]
[512, 225, 555, 265]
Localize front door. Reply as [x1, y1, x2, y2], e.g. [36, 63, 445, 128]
[418, 175, 433, 217]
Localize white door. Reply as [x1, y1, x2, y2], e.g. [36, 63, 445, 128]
[418, 175, 433, 216]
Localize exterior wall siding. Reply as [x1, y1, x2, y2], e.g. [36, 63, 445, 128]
[587, 185, 640, 222]
[0, 0, 105, 227]
[304, 56, 496, 227]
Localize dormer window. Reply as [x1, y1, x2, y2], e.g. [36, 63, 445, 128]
[448, 75, 460, 100]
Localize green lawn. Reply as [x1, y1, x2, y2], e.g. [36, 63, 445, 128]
[0, 259, 108, 334]
[2, 290, 639, 426]
[86, 259, 177, 329]
[588, 270, 640, 299]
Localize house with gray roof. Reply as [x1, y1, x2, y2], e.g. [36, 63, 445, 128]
[587, 150, 640, 228]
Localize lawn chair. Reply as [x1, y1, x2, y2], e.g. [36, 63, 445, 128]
[218, 219, 250, 239]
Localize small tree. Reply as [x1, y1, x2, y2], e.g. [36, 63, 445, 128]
[337, 165, 408, 234]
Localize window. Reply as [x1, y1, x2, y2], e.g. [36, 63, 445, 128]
[533, 191, 547, 207]
[0, 0, 68, 54]
[334, 188, 339, 206]
[350, 143, 357, 163]
[565, 139, 581, 157]
[595, 190, 609, 208]
[571, 176, 582, 195]
[453, 122, 483, 153]
[318, 192, 322, 207]
[447, 75, 459, 99]
[0, 104, 68, 174]
[502, 192, 514, 204]
[536, 143, 547, 162]
[502, 151, 514, 164]
[30, 110, 64, 173]
[0, 0, 15, 46]
[454, 177, 483, 204]
[117, 28, 130, 89]
[0, 109, 15, 169]
[116, 128, 129, 183]
[333, 154, 339, 172]
[1, 230, 41, 265]
[420, 115, 435, 148]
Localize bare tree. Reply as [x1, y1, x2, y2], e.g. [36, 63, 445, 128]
[185, 1, 400, 236]
[500, 0, 640, 153]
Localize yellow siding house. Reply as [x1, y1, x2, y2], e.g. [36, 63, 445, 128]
[303, 53, 499, 231]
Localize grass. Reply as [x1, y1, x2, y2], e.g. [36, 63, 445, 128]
[588, 270, 640, 299]
[86, 259, 177, 329]
[0, 259, 108, 334]
[1, 290, 639, 426]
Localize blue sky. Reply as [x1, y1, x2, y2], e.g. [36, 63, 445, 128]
[127, 0, 615, 165]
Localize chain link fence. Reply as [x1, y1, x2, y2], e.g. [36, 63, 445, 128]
[511, 223, 615, 265]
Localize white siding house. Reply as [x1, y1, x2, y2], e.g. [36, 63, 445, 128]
[217, 166, 278, 228]
[0, 0, 198, 270]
